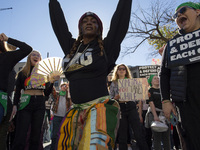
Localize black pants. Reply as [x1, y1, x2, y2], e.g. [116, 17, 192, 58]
[173, 124, 181, 149]
[175, 78, 200, 150]
[118, 101, 148, 150]
[176, 101, 200, 150]
[142, 110, 152, 150]
[12, 96, 45, 150]
[0, 110, 12, 149]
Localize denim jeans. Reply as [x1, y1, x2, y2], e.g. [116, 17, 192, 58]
[50, 116, 64, 150]
[118, 101, 148, 150]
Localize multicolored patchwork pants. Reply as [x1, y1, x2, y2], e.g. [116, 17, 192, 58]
[56, 96, 120, 150]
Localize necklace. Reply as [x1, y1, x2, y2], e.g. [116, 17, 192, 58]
[63, 43, 89, 72]
[73, 43, 89, 58]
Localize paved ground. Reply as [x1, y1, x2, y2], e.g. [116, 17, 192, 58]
[42, 140, 182, 150]
[43, 141, 140, 150]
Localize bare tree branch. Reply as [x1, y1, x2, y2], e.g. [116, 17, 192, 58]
[123, 0, 177, 56]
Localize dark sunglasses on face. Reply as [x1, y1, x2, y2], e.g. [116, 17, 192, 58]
[118, 68, 126, 71]
[172, 6, 195, 20]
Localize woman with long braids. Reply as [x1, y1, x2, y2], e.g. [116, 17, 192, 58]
[49, 0, 132, 149]
[0, 33, 32, 149]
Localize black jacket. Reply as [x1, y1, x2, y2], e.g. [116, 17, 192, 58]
[49, 0, 132, 104]
[0, 38, 32, 92]
[160, 43, 187, 102]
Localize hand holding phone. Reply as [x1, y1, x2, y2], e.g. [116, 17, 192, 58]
[170, 112, 178, 126]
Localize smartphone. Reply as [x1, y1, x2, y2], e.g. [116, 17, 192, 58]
[170, 112, 178, 126]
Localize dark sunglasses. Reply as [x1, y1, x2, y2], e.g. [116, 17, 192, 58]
[172, 6, 195, 20]
[118, 68, 126, 71]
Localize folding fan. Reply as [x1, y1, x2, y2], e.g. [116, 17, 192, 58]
[30, 57, 63, 87]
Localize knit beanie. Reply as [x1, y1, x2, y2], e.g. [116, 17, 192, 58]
[148, 74, 156, 87]
[175, 2, 200, 12]
[78, 12, 103, 35]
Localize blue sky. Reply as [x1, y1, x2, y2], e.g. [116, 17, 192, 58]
[0, 0, 196, 66]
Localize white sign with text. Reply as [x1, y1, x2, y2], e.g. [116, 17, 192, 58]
[118, 78, 148, 101]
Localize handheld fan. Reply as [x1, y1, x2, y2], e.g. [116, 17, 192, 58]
[30, 57, 63, 87]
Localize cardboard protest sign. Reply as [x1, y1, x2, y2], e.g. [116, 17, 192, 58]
[167, 29, 200, 68]
[118, 78, 149, 101]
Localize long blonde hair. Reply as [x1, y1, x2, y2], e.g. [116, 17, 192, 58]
[111, 64, 132, 83]
[19, 50, 41, 77]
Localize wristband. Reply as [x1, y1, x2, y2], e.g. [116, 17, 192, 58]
[162, 100, 171, 104]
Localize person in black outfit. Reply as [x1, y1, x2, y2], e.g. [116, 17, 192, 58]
[148, 75, 170, 150]
[0, 33, 32, 150]
[160, 2, 200, 150]
[110, 64, 148, 150]
[10, 50, 59, 150]
[49, 0, 132, 149]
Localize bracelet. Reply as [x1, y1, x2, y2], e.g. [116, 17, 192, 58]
[162, 100, 171, 104]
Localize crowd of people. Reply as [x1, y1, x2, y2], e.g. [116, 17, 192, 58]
[0, 0, 200, 150]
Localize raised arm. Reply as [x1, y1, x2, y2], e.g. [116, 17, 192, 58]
[7, 38, 32, 65]
[49, 0, 75, 55]
[104, 0, 132, 60]
[0, 33, 32, 67]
